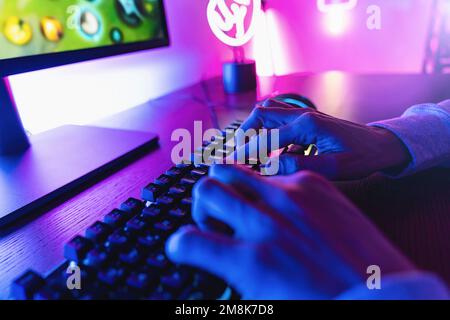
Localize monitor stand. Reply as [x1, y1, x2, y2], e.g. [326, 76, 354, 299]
[0, 78, 159, 227]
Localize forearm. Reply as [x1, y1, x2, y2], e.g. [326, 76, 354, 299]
[369, 100, 450, 177]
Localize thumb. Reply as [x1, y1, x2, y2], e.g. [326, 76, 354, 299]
[166, 226, 242, 285]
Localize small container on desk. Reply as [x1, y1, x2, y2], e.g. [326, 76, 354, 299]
[223, 60, 257, 94]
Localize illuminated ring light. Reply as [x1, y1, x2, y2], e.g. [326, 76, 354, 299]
[207, 0, 261, 47]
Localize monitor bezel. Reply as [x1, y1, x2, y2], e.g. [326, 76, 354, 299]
[0, 0, 170, 77]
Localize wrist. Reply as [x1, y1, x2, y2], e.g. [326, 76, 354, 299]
[373, 127, 411, 174]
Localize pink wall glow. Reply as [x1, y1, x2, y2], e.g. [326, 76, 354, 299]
[261, 0, 431, 74]
[9, 0, 433, 134]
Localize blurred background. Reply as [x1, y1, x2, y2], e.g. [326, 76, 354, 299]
[8, 0, 450, 134]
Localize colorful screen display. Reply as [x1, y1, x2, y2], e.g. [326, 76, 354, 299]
[0, 0, 166, 60]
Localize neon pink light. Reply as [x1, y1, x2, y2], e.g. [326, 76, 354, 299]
[323, 9, 351, 36]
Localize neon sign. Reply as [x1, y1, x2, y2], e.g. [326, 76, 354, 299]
[207, 0, 262, 47]
[317, 0, 358, 13]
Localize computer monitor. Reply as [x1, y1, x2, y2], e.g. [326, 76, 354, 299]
[0, 0, 169, 226]
[0, 0, 169, 76]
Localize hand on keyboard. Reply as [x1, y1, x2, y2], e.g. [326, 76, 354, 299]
[166, 165, 415, 299]
[232, 99, 411, 179]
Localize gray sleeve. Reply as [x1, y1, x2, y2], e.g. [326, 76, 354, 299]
[369, 100, 450, 177]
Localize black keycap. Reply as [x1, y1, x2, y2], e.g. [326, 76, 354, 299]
[161, 269, 191, 291]
[156, 195, 175, 209]
[191, 168, 208, 179]
[139, 203, 165, 222]
[176, 163, 194, 172]
[137, 232, 162, 250]
[123, 217, 148, 235]
[142, 183, 166, 202]
[11, 270, 45, 300]
[119, 248, 143, 266]
[104, 231, 131, 252]
[85, 221, 111, 243]
[83, 249, 109, 269]
[140, 205, 163, 221]
[103, 209, 129, 228]
[146, 252, 170, 269]
[64, 236, 93, 263]
[34, 284, 68, 300]
[126, 272, 157, 291]
[169, 208, 188, 219]
[165, 167, 184, 179]
[180, 177, 197, 188]
[108, 286, 139, 300]
[154, 174, 175, 187]
[180, 197, 193, 210]
[76, 282, 108, 300]
[154, 220, 175, 233]
[168, 185, 187, 198]
[98, 267, 126, 287]
[120, 198, 144, 214]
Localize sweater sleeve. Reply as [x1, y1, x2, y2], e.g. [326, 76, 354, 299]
[369, 100, 450, 177]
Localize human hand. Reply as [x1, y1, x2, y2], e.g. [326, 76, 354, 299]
[166, 165, 414, 299]
[232, 99, 411, 179]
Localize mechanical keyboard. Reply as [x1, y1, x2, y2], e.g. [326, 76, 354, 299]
[10, 120, 246, 300]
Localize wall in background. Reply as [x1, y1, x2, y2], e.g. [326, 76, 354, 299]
[9, 0, 433, 134]
[10, 0, 232, 134]
[261, 0, 431, 74]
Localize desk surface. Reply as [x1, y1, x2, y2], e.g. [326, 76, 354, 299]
[1, 73, 450, 299]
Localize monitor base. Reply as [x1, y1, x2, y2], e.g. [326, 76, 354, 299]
[0, 125, 159, 227]
[0, 77, 30, 155]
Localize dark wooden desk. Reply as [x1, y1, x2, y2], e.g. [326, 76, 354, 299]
[1, 73, 449, 299]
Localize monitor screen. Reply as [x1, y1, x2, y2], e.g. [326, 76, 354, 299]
[0, 0, 167, 61]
